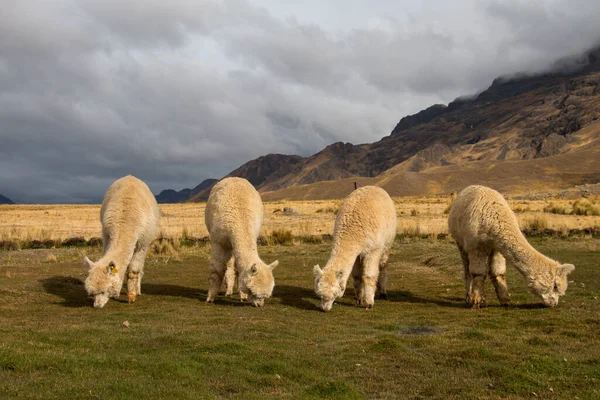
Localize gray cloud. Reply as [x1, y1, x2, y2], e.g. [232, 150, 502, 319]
[0, 0, 599, 203]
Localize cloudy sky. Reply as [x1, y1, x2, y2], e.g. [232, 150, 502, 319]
[1, 0, 599, 203]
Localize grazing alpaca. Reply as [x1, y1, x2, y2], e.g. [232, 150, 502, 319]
[84, 175, 160, 308]
[204, 177, 278, 307]
[313, 186, 397, 311]
[448, 185, 575, 307]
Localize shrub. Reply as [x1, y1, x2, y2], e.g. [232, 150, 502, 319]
[298, 235, 323, 244]
[521, 214, 549, 233]
[543, 203, 570, 215]
[62, 237, 87, 247]
[571, 199, 600, 216]
[87, 237, 102, 247]
[268, 229, 294, 245]
[0, 240, 20, 251]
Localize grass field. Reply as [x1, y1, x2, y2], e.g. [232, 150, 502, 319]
[1, 237, 599, 399]
[1, 197, 599, 245]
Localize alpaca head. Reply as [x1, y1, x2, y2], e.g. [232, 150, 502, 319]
[313, 265, 344, 312]
[240, 260, 278, 307]
[530, 263, 575, 307]
[84, 257, 122, 308]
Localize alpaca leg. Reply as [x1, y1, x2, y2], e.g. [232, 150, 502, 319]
[377, 248, 390, 300]
[127, 246, 149, 303]
[206, 244, 232, 303]
[352, 257, 364, 306]
[224, 256, 236, 297]
[489, 251, 510, 305]
[457, 244, 471, 302]
[235, 259, 249, 302]
[468, 248, 489, 308]
[361, 252, 381, 309]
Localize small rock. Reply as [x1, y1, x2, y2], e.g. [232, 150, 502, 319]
[549, 387, 554, 393]
[532, 392, 538, 397]
[355, 363, 361, 366]
[275, 374, 281, 380]
[488, 383, 494, 389]
[563, 358, 568, 362]
[122, 321, 130, 328]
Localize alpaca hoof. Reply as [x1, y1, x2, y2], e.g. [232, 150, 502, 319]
[365, 304, 373, 310]
[379, 292, 388, 300]
[225, 292, 233, 297]
[469, 294, 485, 308]
[205, 297, 215, 303]
[355, 299, 361, 306]
[127, 293, 137, 304]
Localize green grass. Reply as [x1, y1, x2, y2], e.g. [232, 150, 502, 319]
[0, 239, 599, 399]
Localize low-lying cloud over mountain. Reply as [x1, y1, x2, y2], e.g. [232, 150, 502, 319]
[1, 0, 599, 203]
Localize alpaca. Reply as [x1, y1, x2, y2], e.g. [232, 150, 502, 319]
[84, 175, 160, 308]
[204, 177, 278, 307]
[313, 186, 397, 311]
[448, 185, 575, 307]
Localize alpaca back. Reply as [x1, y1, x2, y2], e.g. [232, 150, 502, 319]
[448, 185, 522, 251]
[101, 175, 160, 251]
[205, 177, 263, 247]
[331, 186, 397, 258]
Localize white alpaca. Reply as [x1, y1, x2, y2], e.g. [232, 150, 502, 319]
[313, 186, 397, 311]
[448, 185, 575, 307]
[84, 175, 160, 308]
[204, 177, 278, 307]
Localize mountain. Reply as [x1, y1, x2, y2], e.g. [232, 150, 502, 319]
[207, 45, 600, 199]
[0, 194, 15, 204]
[155, 179, 217, 203]
[187, 154, 303, 202]
[168, 45, 600, 201]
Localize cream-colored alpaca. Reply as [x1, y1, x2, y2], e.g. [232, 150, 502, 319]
[313, 186, 397, 311]
[205, 177, 278, 307]
[448, 185, 575, 307]
[84, 175, 160, 308]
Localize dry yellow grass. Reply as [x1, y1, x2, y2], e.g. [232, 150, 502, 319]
[1, 196, 599, 243]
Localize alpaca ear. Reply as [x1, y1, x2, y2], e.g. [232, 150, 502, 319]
[558, 263, 575, 276]
[107, 261, 118, 275]
[313, 265, 322, 278]
[84, 257, 94, 269]
[268, 260, 279, 270]
[250, 264, 258, 276]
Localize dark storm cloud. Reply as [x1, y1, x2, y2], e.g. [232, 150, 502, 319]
[0, 0, 599, 203]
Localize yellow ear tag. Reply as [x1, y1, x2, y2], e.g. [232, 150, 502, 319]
[110, 266, 118, 274]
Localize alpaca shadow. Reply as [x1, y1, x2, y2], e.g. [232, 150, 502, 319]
[387, 290, 467, 309]
[40, 276, 90, 308]
[143, 283, 262, 307]
[272, 284, 321, 311]
[142, 283, 203, 300]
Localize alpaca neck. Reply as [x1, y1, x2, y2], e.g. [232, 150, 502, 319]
[232, 232, 260, 270]
[102, 232, 137, 270]
[325, 247, 361, 275]
[498, 234, 555, 278]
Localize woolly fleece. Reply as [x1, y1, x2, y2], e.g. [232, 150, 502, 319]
[313, 186, 397, 311]
[204, 177, 278, 307]
[84, 175, 160, 308]
[448, 185, 575, 307]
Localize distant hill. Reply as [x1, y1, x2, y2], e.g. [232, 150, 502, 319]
[155, 179, 217, 203]
[0, 194, 15, 204]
